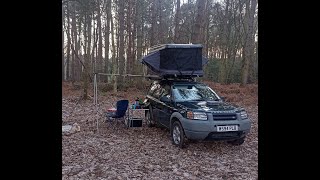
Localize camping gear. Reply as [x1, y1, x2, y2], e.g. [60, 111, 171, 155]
[106, 100, 129, 128]
[141, 44, 208, 78]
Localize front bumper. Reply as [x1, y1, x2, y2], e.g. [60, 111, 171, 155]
[179, 114, 251, 141]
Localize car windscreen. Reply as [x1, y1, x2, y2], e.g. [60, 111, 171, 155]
[172, 84, 219, 102]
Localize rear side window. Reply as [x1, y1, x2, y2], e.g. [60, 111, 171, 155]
[153, 84, 164, 99]
[161, 84, 171, 99]
[148, 81, 161, 98]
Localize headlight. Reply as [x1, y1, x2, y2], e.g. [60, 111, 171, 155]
[187, 111, 208, 120]
[240, 111, 248, 119]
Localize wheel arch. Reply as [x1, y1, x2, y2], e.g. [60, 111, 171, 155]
[170, 112, 184, 131]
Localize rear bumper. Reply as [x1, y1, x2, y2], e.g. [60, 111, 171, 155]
[180, 116, 251, 141]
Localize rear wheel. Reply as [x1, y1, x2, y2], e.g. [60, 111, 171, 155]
[145, 106, 155, 127]
[171, 121, 185, 148]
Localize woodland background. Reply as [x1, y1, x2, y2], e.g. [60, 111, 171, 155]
[62, 1, 258, 179]
[62, 0, 258, 97]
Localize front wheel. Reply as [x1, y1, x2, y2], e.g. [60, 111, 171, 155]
[171, 121, 185, 148]
[228, 136, 245, 145]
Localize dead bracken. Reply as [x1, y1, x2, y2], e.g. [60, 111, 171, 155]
[62, 82, 258, 179]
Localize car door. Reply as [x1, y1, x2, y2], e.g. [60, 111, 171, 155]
[147, 81, 161, 124]
[157, 84, 173, 128]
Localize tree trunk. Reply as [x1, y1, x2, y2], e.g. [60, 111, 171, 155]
[126, 0, 132, 77]
[150, 0, 156, 46]
[118, 0, 125, 85]
[136, 0, 142, 62]
[82, 13, 88, 100]
[66, 3, 71, 81]
[62, 5, 65, 81]
[110, 5, 117, 92]
[104, 0, 111, 82]
[97, 6, 103, 75]
[248, 1, 258, 83]
[158, 0, 164, 44]
[76, 15, 82, 82]
[227, 3, 242, 83]
[131, 0, 137, 75]
[83, 13, 92, 100]
[173, 0, 181, 43]
[87, 14, 92, 64]
[191, 0, 205, 44]
[83, 53, 89, 100]
[92, 17, 99, 77]
[136, 0, 143, 75]
[219, 0, 230, 84]
[71, 24, 75, 83]
[188, 0, 192, 43]
[241, 0, 257, 85]
[92, 18, 96, 75]
[71, 2, 77, 82]
[148, 0, 157, 75]
[203, 0, 210, 57]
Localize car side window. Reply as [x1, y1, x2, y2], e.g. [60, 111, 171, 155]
[148, 82, 171, 100]
[148, 81, 160, 96]
[152, 83, 164, 99]
[161, 84, 171, 99]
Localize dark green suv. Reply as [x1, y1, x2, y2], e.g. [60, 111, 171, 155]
[144, 79, 251, 148]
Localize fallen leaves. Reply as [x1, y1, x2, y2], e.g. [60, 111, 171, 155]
[62, 83, 258, 180]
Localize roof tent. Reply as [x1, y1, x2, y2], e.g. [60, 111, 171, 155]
[141, 44, 208, 77]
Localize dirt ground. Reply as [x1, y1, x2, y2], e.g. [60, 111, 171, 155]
[62, 82, 258, 180]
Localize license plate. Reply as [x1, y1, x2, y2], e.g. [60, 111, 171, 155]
[217, 125, 238, 132]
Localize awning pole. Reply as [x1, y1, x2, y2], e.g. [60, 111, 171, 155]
[95, 73, 98, 104]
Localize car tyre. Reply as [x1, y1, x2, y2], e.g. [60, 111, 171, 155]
[171, 121, 185, 148]
[228, 136, 245, 145]
[145, 106, 155, 127]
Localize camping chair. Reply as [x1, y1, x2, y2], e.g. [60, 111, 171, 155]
[106, 100, 129, 128]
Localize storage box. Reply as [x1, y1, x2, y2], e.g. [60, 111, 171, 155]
[127, 118, 142, 127]
[141, 44, 208, 77]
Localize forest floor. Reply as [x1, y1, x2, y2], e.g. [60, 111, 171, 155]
[62, 81, 258, 180]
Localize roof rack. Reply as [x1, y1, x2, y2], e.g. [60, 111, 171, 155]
[145, 74, 197, 81]
[145, 75, 162, 80]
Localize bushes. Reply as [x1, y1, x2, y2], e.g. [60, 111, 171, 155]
[204, 57, 257, 84]
[204, 81, 258, 105]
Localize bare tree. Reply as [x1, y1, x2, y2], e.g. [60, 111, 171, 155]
[131, 0, 137, 69]
[126, 0, 133, 77]
[191, 0, 205, 44]
[110, 1, 117, 92]
[150, 0, 156, 47]
[241, 0, 257, 85]
[66, 2, 71, 81]
[97, 0, 103, 76]
[135, 0, 143, 74]
[75, 8, 82, 82]
[62, 0, 258, 89]
[62, 5, 65, 81]
[83, 3, 93, 100]
[118, 0, 125, 85]
[158, 0, 164, 44]
[218, 0, 230, 84]
[71, 2, 77, 82]
[104, 0, 111, 82]
[173, 0, 181, 43]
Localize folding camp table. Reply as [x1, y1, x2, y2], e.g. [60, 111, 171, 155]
[126, 107, 149, 127]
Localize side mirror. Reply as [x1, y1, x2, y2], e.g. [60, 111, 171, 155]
[160, 96, 170, 103]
